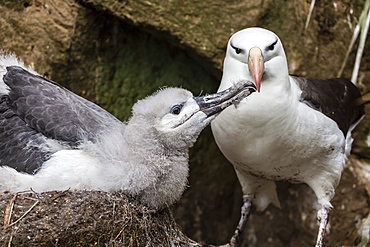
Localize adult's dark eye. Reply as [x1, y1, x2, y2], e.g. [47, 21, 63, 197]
[231, 43, 242, 54]
[267, 39, 278, 51]
[170, 105, 183, 115]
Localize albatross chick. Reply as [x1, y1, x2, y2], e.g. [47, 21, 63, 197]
[0, 53, 256, 209]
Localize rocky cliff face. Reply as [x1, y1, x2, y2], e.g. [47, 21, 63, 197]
[0, 1, 369, 246]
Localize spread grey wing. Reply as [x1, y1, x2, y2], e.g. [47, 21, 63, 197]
[0, 97, 54, 174]
[4, 66, 122, 144]
[0, 66, 123, 174]
[292, 75, 365, 136]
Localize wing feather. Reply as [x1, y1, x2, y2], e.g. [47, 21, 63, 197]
[4, 66, 122, 143]
[0, 66, 123, 174]
[292, 75, 365, 135]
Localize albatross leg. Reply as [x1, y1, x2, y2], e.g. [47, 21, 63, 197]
[315, 206, 331, 247]
[229, 195, 253, 247]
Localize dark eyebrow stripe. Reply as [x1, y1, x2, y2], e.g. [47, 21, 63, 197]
[266, 38, 278, 51]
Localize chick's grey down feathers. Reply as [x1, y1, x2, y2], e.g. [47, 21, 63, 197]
[0, 61, 256, 209]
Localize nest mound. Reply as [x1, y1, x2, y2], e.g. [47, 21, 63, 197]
[0, 190, 194, 246]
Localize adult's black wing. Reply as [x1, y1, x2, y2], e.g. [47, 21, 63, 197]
[292, 75, 365, 136]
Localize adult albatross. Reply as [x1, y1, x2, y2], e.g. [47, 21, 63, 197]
[0, 53, 256, 210]
[211, 27, 366, 247]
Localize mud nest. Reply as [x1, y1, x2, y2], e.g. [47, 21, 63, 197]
[0, 190, 196, 246]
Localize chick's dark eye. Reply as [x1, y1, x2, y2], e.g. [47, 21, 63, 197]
[170, 104, 183, 115]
